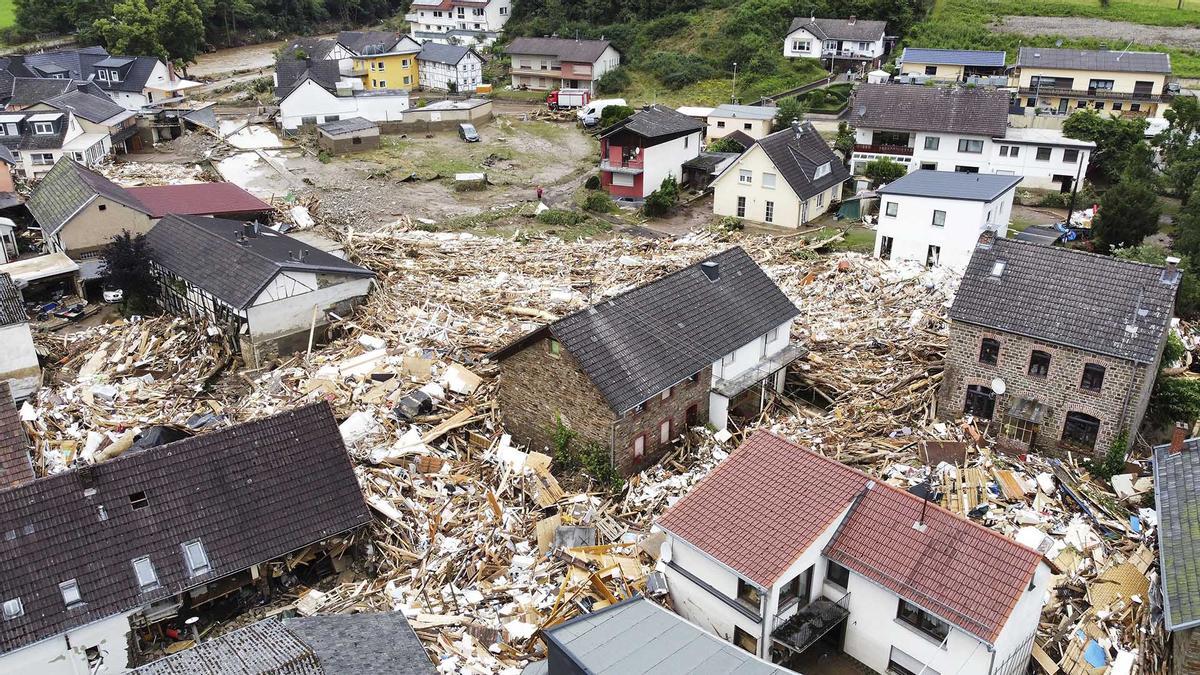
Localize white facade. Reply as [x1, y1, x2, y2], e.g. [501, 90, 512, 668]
[103, 61, 200, 111]
[783, 26, 884, 60]
[0, 320, 39, 400]
[873, 188, 1017, 270]
[418, 52, 484, 92]
[644, 132, 700, 198]
[990, 129, 1093, 190]
[0, 611, 135, 675]
[11, 114, 109, 180]
[278, 80, 410, 132]
[707, 317, 793, 430]
[712, 143, 842, 229]
[406, 0, 510, 45]
[708, 114, 773, 141]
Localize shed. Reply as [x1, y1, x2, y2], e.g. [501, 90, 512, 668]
[317, 117, 380, 154]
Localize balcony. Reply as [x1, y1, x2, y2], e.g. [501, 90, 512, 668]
[772, 593, 851, 656]
[821, 49, 874, 60]
[510, 66, 562, 78]
[853, 143, 913, 157]
[1019, 86, 1170, 103]
[600, 157, 644, 174]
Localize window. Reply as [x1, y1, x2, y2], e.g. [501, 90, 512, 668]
[767, 326, 780, 343]
[738, 169, 751, 184]
[779, 567, 811, 607]
[1029, 350, 1051, 377]
[1131, 103, 1142, 112]
[826, 560, 850, 588]
[814, 162, 830, 179]
[403, 75, 411, 85]
[816, 192, 824, 207]
[736, 196, 746, 218]
[957, 139, 984, 154]
[897, 599, 950, 642]
[964, 385, 995, 419]
[352, 137, 362, 145]
[999, 145, 1019, 158]
[1113, 102, 1123, 111]
[129, 491, 148, 510]
[924, 65, 937, 76]
[107, 70, 119, 82]
[733, 626, 758, 654]
[132, 557, 159, 591]
[547, 338, 561, 357]
[98, 69, 109, 81]
[402, 58, 410, 67]
[182, 539, 210, 576]
[955, 165, 979, 173]
[1076, 100, 1087, 108]
[762, 172, 776, 189]
[1026, 97, 1036, 107]
[301, 116, 318, 126]
[1089, 79, 1115, 91]
[1035, 147, 1052, 161]
[32, 153, 54, 165]
[889, 647, 941, 675]
[377, 80, 386, 88]
[885, 201, 898, 217]
[792, 40, 810, 52]
[920, 162, 936, 170]
[1095, 101, 1105, 110]
[683, 136, 689, 149]
[999, 145, 1008, 157]
[97, 204, 107, 212]
[59, 580, 82, 607]
[1081, 363, 1105, 391]
[764, 201, 774, 223]
[500, 5, 507, 13]
[659, 419, 671, 444]
[979, 338, 1000, 365]
[736, 578, 761, 612]
[633, 435, 645, 458]
[1062, 412, 1100, 450]
[33, 121, 53, 135]
[1063, 148, 1079, 163]
[931, 210, 946, 227]
[716, 120, 726, 128]
[1004, 415, 1038, 445]
[722, 352, 736, 367]
[743, 122, 752, 130]
[2, 598, 22, 620]
[924, 136, 940, 151]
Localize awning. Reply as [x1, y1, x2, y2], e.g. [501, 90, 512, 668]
[712, 342, 807, 398]
[0, 252, 80, 285]
[1007, 397, 1047, 424]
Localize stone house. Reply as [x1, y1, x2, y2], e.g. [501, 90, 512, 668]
[1154, 426, 1200, 674]
[938, 236, 1179, 457]
[492, 247, 802, 475]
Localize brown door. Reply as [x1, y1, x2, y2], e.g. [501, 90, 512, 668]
[686, 404, 699, 427]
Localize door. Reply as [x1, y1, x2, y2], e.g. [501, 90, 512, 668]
[926, 245, 941, 267]
[879, 235, 894, 260]
[1057, 98, 1069, 114]
[686, 404, 699, 427]
[964, 385, 995, 419]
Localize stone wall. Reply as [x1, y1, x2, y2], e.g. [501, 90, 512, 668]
[937, 321, 1156, 457]
[612, 366, 712, 475]
[1172, 627, 1200, 675]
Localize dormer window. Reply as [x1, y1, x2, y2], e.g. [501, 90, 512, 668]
[132, 556, 160, 591]
[182, 539, 211, 577]
[97, 70, 109, 81]
[814, 162, 830, 179]
[33, 121, 54, 135]
[108, 69, 120, 82]
[59, 580, 82, 608]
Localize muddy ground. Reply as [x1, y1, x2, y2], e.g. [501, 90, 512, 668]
[995, 15, 1200, 50]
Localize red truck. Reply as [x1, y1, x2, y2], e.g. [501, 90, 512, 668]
[546, 88, 591, 110]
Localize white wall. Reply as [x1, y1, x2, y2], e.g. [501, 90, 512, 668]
[990, 563, 1050, 666]
[873, 190, 1014, 270]
[0, 321, 39, 399]
[0, 612, 135, 675]
[783, 28, 822, 58]
[990, 143, 1091, 190]
[665, 535, 767, 655]
[707, 318, 793, 430]
[712, 145, 840, 229]
[708, 116, 773, 141]
[279, 80, 409, 131]
[418, 53, 483, 92]
[639, 132, 700, 198]
[591, 45, 622, 84]
[245, 274, 372, 341]
[106, 90, 150, 111]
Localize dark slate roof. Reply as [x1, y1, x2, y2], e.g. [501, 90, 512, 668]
[877, 170, 1022, 202]
[492, 247, 800, 413]
[901, 48, 1007, 68]
[952, 238, 1178, 364]
[0, 113, 70, 152]
[720, 129, 756, 151]
[42, 88, 127, 123]
[338, 30, 401, 56]
[146, 214, 374, 310]
[85, 55, 160, 93]
[1155, 441, 1200, 630]
[600, 104, 703, 141]
[788, 17, 887, 41]
[0, 272, 23, 328]
[22, 46, 109, 80]
[1017, 47, 1171, 74]
[0, 382, 33, 490]
[284, 612, 435, 674]
[0, 403, 372, 656]
[318, 116, 378, 136]
[275, 58, 342, 99]
[417, 42, 475, 66]
[281, 37, 337, 62]
[751, 122, 850, 201]
[6, 77, 83, 107]
[0, 57, 34, 80]
[504, 37, 616, 63]
[27, 160, 148, 237]
[848, 84, 1010, 137]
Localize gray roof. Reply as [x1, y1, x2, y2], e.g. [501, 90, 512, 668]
[318, 116, 377, 136]
[0, 273, 23, 328]
[1155, 441, 1200, 630]
[710, 104, 776, 121]
[42, 88, 127, 123]
[492, 247, 800, 413]
[951, 238, 1178, 364]
[848, 83, 1010, 137]
[417, 42, 478, 66]
[1016, 47, 1171, 74]
[145, 215, 374, 310]
[504, 37, 616, 63]
[601, 104, 703, 141]
[901, 48, 1007, 68]
[6, 77, 83, 107]
[84, 55, 160, 93]
[27, 160, 148, 237]
[752, 122, 850, 200]
[274, 57, 343, 98]
[543, 598, 790, 674]
[22, 46, 109, 81]
[281, 37, 337, 62]
[788, 17, 887, 41]
[130, 619, 322, 674]
[876, 170, 1022, 202]
[338, 30, 401, 56]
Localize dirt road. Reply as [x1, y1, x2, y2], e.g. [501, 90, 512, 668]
[995, 15, 1200, 50]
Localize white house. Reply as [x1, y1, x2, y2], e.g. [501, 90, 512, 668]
[657, 431, 1049, 675]
[277, 77, 410, 133]
[0, 110, 109, 180]
[783, 16, 887, 67]
[416, 43, 484, 92]
[405, 0, 511, 45]
[504, 37, 622, 93]
[0, 273, 38, 400]
[599, 105, 703, 200]
[712, 121, 849, 229]
[874, 170, 1021, 270]
[707, 104, 777, 141]
[86, 56, 201, 110]
[990, 128, 1094, 192]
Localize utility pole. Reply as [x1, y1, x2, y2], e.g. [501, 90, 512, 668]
[731, 62, 738, 104]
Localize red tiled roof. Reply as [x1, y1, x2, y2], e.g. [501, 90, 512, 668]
[125, 182, 272, 218]
[657, 431, 1042, 645]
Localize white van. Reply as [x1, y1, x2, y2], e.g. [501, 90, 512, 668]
[579, 98, 628, 126]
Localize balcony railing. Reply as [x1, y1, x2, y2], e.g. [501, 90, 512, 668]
[1019, 86, 1170, 103]
[772, 593, 852, 656]
[822, 49, 874, 60]
[600, 157, 644, 174]
[853, 143, 913, 156]
[510, 66, 562, 77]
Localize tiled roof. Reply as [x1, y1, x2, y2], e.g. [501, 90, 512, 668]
[22, 46, 109, 81]
[27, 160, 148, 237]
[877, 170, 1022, 202]
[6, 77, 83, 107]
[1154, 441, 1200, 630]
[318, 116, 378, 136]
[504, 37, 616, 63]
[1017, 47, 1170, 74]
[900, 48, 1007, 68]
[0, 403, 372, 656]
[85, 55, 160, 93]
[124, 182, 272, 218]
[658, 432, 1041, 644]
[752, 121, 850, 200]
[600, 104, 703, 141]
[42, 88, 127, 123]
[274, 58, 343, 99]
[417, 42, 477, 66]
[0, 272, 24, 328]
[952, 238, 1178, 364]
[494, 247, 799, 414]
[338, 30, 401, 56]
[788, 17, 887, 41]
[281, 37, 337, 62]
[848, 83, 1009, 137]
[145, 214, 374, 310]
[0, 382, 33, 489]
[130, 618, 323, 674]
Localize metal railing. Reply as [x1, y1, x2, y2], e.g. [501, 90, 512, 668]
[853, 143, 913, 156]
[1019, 86, 1170, 103]
[771, 592, 852, 655]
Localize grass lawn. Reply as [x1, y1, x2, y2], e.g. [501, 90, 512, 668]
[1008, 215, 1038, 233]
[616, 59, 829, 108]
[0, 0, 13, 30]
[808, 226, 877, 254]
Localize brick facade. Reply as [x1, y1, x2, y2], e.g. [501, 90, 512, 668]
[937, 321, 1161, 457]
[612, 366, 711, 475]
[1172, 627, 1200, 675]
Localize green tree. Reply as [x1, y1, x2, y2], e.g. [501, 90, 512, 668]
[154, 0, 206, 68]
[833, 121, 855, 161]
[100, 230, 158, 314]
[595, 67, 630, 95]
[1175, 178, 1200, 259]
[643, 175, 680, 217]
[94, 0, 167, 61]
[1063, 109, 1149, 183]
[1120, 141, 1158, 186]
[1093, 179, 1162, 250]
[599, 104, 635, 129]
[708, 136, 746, 153]
[773, 97, 806, 129]
[864, 157, 907, 186]
[1158, 95, 1200, 202]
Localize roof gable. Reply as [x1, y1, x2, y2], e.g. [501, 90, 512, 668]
[600, 104, 703, 141]
[504, 37, 616, 63]
[417, 42, 479, 65]
[27, 160, 149, 237]
[748, 122, 850, 200]
[848, 84, 1009, 137]
[42, 88, 127, 123]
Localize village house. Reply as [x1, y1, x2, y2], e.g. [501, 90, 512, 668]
[938, 236, 1179, 457]
[599, 104, 702, 200]
[1154, 426, 1200, 675]
[712, 121, 849, 229]
[874, 170, 1021, 269]
[897, 48, 1008, 82]
[416, 43, 485, 93]
[504, 37, 621, 93]
[317, 117, 381, 154]
[145, 214, 375, 367]
[0, 109, 110, 180]
[348, 34, 422, 92]
[275, 70, 410, 134]
[405, 0, 511, 46]
[989, 128, 1094, 192]
[1014, 47, 1173, 118]
[783, 16, 888, 68]
[84, 56, 201, 111]
[657, 430, 1049, 675]
[0, 275, 38, 400]
[492, 246, 801, 475]
[707, 104, 776, 142]
[0, 383, 34, 486]
[24, 87, 141, 154]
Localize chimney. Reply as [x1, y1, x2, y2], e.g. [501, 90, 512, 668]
[242, 222, 254, 239]
[298, 249, 308, 261]
[1170, 421, 1190, 455]
[848, 15, 856, 25]
[701, 261, 720, 282]
[976, 229, 996, 250]
[1164, 256, 1181, 284]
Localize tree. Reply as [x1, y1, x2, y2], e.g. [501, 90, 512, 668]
[93, 0, 167, 62]
[643, 175, 680, 217]
[100, 230, 158, 314]
[1063, 109, 1148, 183]
[1093, 179, 1162, 250]
[595, 67, 630, 95]
[1120, 141, 1158, 186]
[708, 136, 746, 153]
[1175, 178, 1200, 259]
[154, 0, 206, 68]
[1157, 95, 1200, 202]
[599, 104, 634, 129]
[864, 157, 907, 186]
[774, 96, 806, 129]
[833, 121, 855, 161]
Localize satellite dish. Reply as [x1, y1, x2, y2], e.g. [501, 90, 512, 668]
[991, 378, 1007, 395]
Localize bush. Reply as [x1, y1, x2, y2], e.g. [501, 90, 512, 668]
[642, 175, 680, 217]
[584, 175, 601, 190]
[536, 209, 587, 226]
[317, 149, 332, 164]
[708, 137, 746, 154]
[583, 191, 615, 213]
[1083, 430, 1128, 480]
[1036, 183, 1099, 209]
[864, 158, 907, 186]
[549, 417, 622, 491]
[595, 67, 631, 95]
[643, 51, 714, 89]
[716, 215, 743, 231]
[599, 104, 635, 129]
[1149, 377, 1200, 427]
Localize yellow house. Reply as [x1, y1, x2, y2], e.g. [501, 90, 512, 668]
[897, 47, 1007, 82]
[353, 35, 422, 91]
[1014, 47, 1172, 118]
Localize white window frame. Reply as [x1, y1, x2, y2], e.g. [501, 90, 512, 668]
[182, 539, 211, 576]
[633, 434, 644, 457]
[97, 69, 109, 81]
[817, 192, 824, 207]
[59, 580, 82, 607]
[932, 210, 946, 227]
[738, 169, 752, 184]
[762, 172, 776, 189]
[32, 121, 54, 135]
[2, 598, 22, 620]
[659, 419, 671, 444]
[132, 556, 159, 591]
[736, 196, 746, 218]
[32, 153, 54, 166]
[722, 352, 736, 367]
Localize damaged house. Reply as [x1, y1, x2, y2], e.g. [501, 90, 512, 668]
[0, 403, 372, 675]
[937, 236, 1179, 457]
[492, 247, 801, 475]
[1155, 426, 1200, 674]
[145, 214, 375, 367]
[0, 277, 38, 400]
[656, 431, 1049, 675]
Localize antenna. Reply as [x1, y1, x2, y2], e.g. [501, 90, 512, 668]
[913, 495, 929, 532]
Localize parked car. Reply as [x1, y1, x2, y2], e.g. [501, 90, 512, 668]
[458, 123, 480, 142]
[103, 287, 124, 303]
